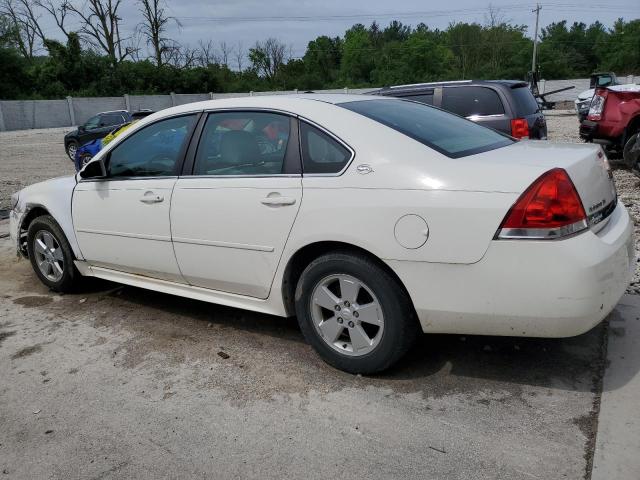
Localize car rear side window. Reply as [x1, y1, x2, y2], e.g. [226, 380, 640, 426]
[510, 86, 540, 116]
[442, 86, 504, 117]
[193, 111, 291, 176]
[101, 114, 125, 126]
[340, 99, 513, 158]
[300, 122, 352, 174]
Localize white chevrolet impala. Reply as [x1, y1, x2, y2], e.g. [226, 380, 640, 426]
[9, 95, 635, 373]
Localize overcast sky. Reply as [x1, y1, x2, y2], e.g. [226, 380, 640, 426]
[38, 1, 639, 60]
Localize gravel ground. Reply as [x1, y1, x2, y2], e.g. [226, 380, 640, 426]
[0, 116, 638, 293]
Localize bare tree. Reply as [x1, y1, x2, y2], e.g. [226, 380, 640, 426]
[67, 0, 132, 67]
[136, 0, 180, 67]
[248, 37, 288, 80]
[196, 38, 217, 66]
[234, 40, 244, 71]
[0, 0, 45, 57]
[218, 40, 230, 67]
[36, 0, 72, 41]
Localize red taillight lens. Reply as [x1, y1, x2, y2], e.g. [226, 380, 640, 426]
[510, 118, 530, 139]
[497, 168, 588, 239]
[587, 92, 607, 121]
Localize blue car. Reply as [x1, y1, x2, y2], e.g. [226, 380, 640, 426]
[74, 138, 103, 171]
[73, 111, 155, 171]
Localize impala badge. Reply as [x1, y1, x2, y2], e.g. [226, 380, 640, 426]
[356, 164, 373, 174]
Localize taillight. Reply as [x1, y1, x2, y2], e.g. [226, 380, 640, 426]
[510, 118, 530, 139]
[588, 92, 607, 121]
[496, 168, 588, 240]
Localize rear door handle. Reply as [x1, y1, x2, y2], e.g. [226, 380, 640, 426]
[140, 191, 164, 204]
[261, 196, 297, 207]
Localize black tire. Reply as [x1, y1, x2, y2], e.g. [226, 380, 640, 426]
[66, 140, 78, 161]
[295, 251, 419, 374]
[26, 215, 80, 293]
[623, 132, 640, 171]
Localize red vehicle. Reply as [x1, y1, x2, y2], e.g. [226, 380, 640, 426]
[580, 84, 640, 176]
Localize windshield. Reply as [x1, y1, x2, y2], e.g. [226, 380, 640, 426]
[339, 99, 513, 158]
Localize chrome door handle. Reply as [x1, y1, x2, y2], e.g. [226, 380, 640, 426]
[140, 191, 164, 204]
[261, 196, 297, 206]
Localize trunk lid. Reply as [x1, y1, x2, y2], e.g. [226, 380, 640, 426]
[467, 141, 617, 232]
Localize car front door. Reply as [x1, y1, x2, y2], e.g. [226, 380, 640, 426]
[72, 113, 199, 282]
[170, 110, 302, 299]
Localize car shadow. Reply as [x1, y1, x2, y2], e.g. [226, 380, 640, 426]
[79, 280, 622, 396]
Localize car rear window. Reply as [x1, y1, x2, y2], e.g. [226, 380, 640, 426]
[401, 93, 434, 105]
[102, 113, 125, 126]
[510, 86, 539, 116]
[339, 99, 513, 158]
[441, 86, 504, 117]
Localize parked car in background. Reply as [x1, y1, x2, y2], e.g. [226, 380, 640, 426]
[64, 110, 131, 160]
[580, 84, 640, 170]
[10, 95, 632, 374]
[575, 72, 619, 123]
[73, 111, 155, 170]
[371, 80, 547, 140]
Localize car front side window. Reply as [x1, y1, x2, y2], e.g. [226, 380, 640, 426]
[193, 111, 291, 176]
[107, 114, 196, 178]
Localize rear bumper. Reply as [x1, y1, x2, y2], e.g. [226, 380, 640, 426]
[388, 201, 635, 337]
[580, 120, 599, 139]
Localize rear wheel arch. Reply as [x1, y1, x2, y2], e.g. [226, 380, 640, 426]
[280, 240, 417, 318]
[626, 114, 640, 137]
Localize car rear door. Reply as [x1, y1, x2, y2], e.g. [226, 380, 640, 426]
[170, 110, 302, 299]
[441, 86, 511, 135]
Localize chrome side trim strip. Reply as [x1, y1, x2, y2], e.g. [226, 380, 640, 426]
[76, 228, 171, 242]
[172, 237, 274, 252]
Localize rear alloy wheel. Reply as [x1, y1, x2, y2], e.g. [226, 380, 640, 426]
[27, 215, 80, 292]
[80, 153, 93, 167]
[66, 141, 78, 161]
[295, 251, 419, 374]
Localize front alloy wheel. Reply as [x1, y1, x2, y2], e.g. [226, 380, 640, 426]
[33, 230, 65, 282]
[27, 215, 80, 292]
[66, 142, 78, 161]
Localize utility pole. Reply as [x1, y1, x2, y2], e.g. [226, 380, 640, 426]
[531, 3, 541, 73]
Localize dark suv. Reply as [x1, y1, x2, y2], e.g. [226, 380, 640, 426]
[372, 80, 547, 140]
[64, 110, 131, 160]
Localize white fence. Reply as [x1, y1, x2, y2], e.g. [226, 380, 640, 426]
[0, 76, 638, 132]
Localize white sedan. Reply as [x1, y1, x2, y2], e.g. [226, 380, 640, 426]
[9, 95, 635, 373]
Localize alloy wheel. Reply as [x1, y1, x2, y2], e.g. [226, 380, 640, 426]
[310, 274, 384, 356]
[33, 230, 64, 282]
[67, 144, 77, 160]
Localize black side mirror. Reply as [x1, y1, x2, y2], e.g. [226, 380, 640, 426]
[78, 125, 86, 133]
[79, 157, 107, 179]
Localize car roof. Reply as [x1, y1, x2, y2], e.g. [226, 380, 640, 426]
[373, 80, 528, 93]
[98, 110, 129, 115]
[136, 94, 390, 121]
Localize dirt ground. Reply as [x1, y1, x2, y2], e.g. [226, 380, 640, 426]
[0, 228, 610, 479]
[0, 114, 638, 479]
